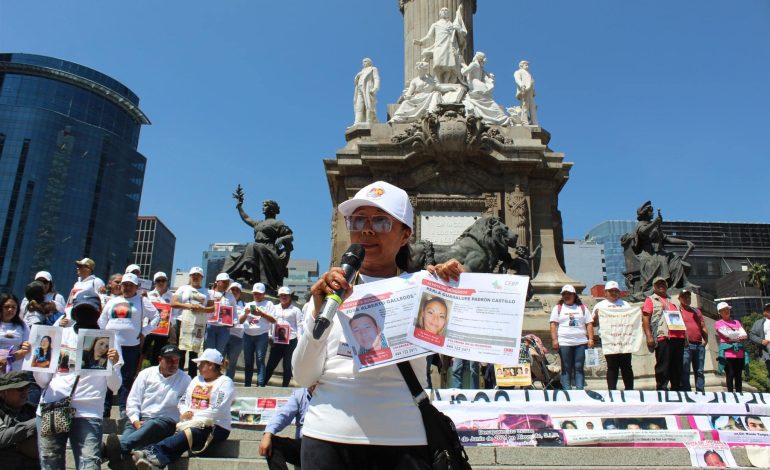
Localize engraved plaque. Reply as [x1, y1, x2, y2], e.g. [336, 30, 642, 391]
[419, 211, 481, 245]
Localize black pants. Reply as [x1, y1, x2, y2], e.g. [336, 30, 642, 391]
[267, 436, 302, 470]
[654, 338, 685, 391]
[142, 334, 169, 366]
[605, 353, 634, 390]
[265, 338, 298, 387]
[724, 357, 744, 393]
[300, 436, 431, 470]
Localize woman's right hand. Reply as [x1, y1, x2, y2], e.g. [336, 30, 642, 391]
[310, 268, 354, 318]
[551, 339, 559, 350]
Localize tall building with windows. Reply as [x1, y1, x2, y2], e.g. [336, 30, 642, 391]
[0, 53, 150, 295]
[201, 243, 247, 286]
[284, 259, 320, 301]
[563, 240, 606, 293]
[585, 220, 636, 289]
[132, 216, 176, 279]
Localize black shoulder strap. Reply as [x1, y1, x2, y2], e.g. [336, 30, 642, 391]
[397, 361, 429, 405]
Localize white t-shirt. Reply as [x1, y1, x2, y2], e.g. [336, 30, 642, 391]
[147, 289, 173, 305]
[66, 275, 105, 314]
[549, 303, 591, 346]
[179, 374, 235, 430]
[292, 274, 428, 446]
[229, 300, 245, 338]
[172, 285, 210, 322]
[592, 298, 630, 316]
[98, 294, 160, 347]
[35, 326, 123, 418]
[272, 303, 301, 341]
[0, 321, 30, 372]
[126, 366, 191, 423]
[241, 299, 276, 336]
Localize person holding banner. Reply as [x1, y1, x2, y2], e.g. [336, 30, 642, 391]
[265, 287, 301, 387]
[550, 285, 594, 390]
[642, 276, 686, 391]
[293, 181, 462, 469]
[715, 302, 747, 393]
[144, 272, 174, 366]
[171, 267, 212, 378]
[225, 282, 245, 380]
[204, 273, 237, 357]
[592, 281, 634, 390]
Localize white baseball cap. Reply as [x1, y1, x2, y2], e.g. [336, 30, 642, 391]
[229, 282, 242, 291]
[252, 283, 266, 294]
[604, 281, 620, 291]
[338, 181, 414, 229]
[278, 286, 292, 295]
[121, 273, 140, 285]
[189, 267, 204, 276]
[153, 272, 168, 282]
[35, 271, 53, 282]
[716, 301, 732, 311]
[191, 348, 223, 365]
[560, 285, 576, 294]
[215, 273, 231, 282]
[125, 264, 141, 274]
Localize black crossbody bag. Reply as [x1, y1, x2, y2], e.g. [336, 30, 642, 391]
[397, 362, 472, 470]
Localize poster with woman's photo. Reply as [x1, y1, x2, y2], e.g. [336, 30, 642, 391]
[412, 293, 451, 347]
[217, 304, 234, 327]
[75, 329, 115, 376]
[22, 325, 62, 373]
[150, 303, 172, 336]
[273, 323, 290, 345]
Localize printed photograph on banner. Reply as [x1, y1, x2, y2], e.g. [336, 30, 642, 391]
[106, 300, 135, 330]
[218, 304, 234, 327]
[22, 325, 62, 373]
[207, 302, 221, 324]
[495, 364, 531, 388]
[336, 272, 432, 372]
[191, 383, 212, 409]
[407, 272, 527, 365]
[711, 415, 747, 431]
[273, 324, 290, 345]
[75, 329, 115, 376]
[665, 310, 686, 331]
[57, 343, 76, 373]
[553, 418, 600, 431]
[453, 413, 563, 447]
[584, 348, 601, 368]
[150, 303, 172, 336]
[412, 294, 451, 346]
[685, 441, 737, 468]
[231, 396, 290, 426]
[600, 417, 671, 430]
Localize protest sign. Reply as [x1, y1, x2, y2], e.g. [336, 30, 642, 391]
[150, 303, 172, 336]
[75, 329, 115, 376]
[596, 305, 643, 354]
[685, 441, 737, 467]
[495, 364, 532, 388]
[273, 324, 290, 345]
[665, 310, 687, 331]
[231, 396, 289, 426]
[218, 304, 234, 327]
[22, 325, 62, 373]
[584, 348, 601, 368]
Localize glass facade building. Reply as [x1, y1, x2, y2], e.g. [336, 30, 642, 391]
[0, 53, 149, 296]
[132, 216, 176, 280]
[202, 243, 247, 287]
[563, 240, 606, 293]
[284, 259, 320, 301]
[585, 220, 636, 289]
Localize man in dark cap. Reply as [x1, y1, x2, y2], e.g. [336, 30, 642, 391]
[0, 371, 38, 469]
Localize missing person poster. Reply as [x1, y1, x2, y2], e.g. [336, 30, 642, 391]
[22, 325, 62, 373]
[150, 303, 172, 336]
[495, 364, 532, 388]
[273, 324, 290, 345]
[231, 396, 289, 426]
[685, 441, 738, 468]
[407, 273, 527, 365]
[74, 329, 115, 376]
[595, 305, 643, 354]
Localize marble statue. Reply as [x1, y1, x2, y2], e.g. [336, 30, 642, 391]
[513, 60, 538, 126]
[353, 58, 380, 125]
[620, 201, 696, 299]
[223, 185, 294, 294]
[461, 52, 510, 126]
[390, 61, 452, 124]
[413, 5, 467, 84]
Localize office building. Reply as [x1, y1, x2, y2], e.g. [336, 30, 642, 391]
[202, 243, 246, 286]
[563, 240, 606, 293]
[284, 259, 320, 301]
[132, 216, 176, 279]
[0, 53, 150, 295]
[585, 221, 636, 289]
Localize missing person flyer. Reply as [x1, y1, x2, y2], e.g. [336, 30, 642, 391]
[337, 272, 432, 372]
[407, 273, 527, 365]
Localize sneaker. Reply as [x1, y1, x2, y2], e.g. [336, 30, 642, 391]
[104, 433, 123, 469]
[133, 450, 162, 470]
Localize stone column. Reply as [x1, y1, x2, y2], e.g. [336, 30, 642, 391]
[400, 0, 476, 86]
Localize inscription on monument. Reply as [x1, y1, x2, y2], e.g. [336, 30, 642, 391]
[419, 211, 481, 245]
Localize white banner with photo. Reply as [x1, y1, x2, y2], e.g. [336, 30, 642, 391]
[22, 325, 62, 373]
[231, 396, 289, 426]
[595, 306, 643, 355]
[685, 441, 738, 468]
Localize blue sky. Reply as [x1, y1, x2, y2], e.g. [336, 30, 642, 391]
[2, 0, 769, 273]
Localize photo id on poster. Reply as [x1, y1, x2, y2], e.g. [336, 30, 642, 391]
[22, 325, 62, 373]
[273, 324, 290, 345]
[150, 303, 172, 336]
[75, 329, 116, 376]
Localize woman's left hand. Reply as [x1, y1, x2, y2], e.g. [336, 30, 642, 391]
[107, 348, 120, 365]
[427, 259, 464, 282]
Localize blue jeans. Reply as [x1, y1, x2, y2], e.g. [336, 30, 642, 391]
[119, 416, 177, 454]
[38, 416, 102, 470]
[681, 342, 706, 392]
[449, 359, 480, 389]
[559, 344, 587, 390]
[119, 344, 141, 412]
[226, 335, 243, 379]
[146, 425, 230, 466]
[243, 333, 269, 386]
[204, 325, 231, 356]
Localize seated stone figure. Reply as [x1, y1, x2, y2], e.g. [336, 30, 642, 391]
[390, 61, 455, 124]
[461, 52, 510, 126]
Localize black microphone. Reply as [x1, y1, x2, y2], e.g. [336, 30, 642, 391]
[312, 244, 365, 340]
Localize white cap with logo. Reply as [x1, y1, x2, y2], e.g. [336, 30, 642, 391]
[716, 301, 732, 311]
[153, 272, 168, 282]
[604, 281, 620, 291]
[278, 286, 292, 295]
[125, 264, 141, 274]
[35, 271, 53, 282]
[229, 282, 242, 291]
[560, 284, 577, 294]
[338, 181, 414, 229]
[121, 273, 140, 285]
[215, 273, 231, 282]
[252, 283, 266, 294]
[189, 267, 204, 276]
[192, 348, 224, 365]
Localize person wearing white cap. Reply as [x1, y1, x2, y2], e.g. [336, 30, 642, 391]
[125, 264, 141, 276]
[203, 273, 237, 357]
[99, 273, 160, 419]
[20, 271, 66, 321]
[143, 272, 175, 367]
[715, 302, 748, 393]
[224, 282, 246, 380]
[677, 289, 708, 392]
[642, 276, 686, 391]
[265, 287, 302, 387]
[132, 349, 235, 470]
[171, 267, 213, 379]
[240, 283, 277, 387]
[550, 285, 594, 390]
[592, 281, 634, 390]
[66, 258, 105, 316]
[292, 181, 463, 469]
